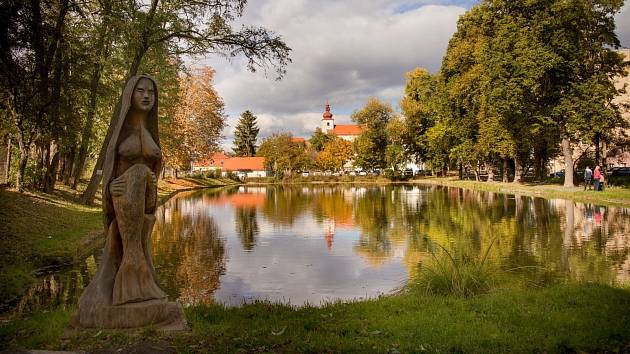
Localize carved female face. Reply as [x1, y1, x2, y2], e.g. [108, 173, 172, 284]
[131, 78, 155, 112]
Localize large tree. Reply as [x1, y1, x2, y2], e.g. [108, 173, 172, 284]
[400, 68, 436, 164]
[352, 98, 395, 170]
[161, 67, 226, 172]
[427, 0, 627, 185]
[316, 137, 353, 172]
[232, 110, 259, 157]
[309, 127, 333, 152]
[257, 133, 312, 177]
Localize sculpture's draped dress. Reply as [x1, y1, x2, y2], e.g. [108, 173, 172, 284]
[108, 125, 166, 305]
[71, 75, 185, 329]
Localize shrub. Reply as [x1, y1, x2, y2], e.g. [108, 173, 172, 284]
[415, 238, 497, 297]
[205, 170, 218, 179]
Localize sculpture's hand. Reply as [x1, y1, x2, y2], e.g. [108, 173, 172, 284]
[109, 177, 126, 197]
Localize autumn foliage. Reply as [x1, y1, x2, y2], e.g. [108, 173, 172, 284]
[162, 67, 226, 171]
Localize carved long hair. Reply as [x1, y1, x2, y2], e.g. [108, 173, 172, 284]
[101, 74, 161, 232]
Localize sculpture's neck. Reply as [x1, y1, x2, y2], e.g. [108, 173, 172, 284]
[128, 110, 147, 129]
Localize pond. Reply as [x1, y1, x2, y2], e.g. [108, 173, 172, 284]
[11, 184, 630, 314]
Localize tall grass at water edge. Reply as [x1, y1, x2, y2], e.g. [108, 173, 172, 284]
[414, 237, 562, 297]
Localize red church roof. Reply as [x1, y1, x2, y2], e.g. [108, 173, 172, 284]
[333, 124, 362, 136]
[291, 137, 306, 143]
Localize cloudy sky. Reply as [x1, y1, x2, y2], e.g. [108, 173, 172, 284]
[199, 0, 630, 151]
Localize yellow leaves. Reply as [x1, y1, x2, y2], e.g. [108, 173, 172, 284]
[316, 138, 353, 171]
[161, 66, 226, 169]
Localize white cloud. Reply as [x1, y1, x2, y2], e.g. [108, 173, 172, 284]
[206, 0, 630, 152]
[202, 1, 466, 151]
[616, 2, 630, 48]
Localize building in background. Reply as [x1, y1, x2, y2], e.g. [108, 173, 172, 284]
[321, 103, 362, 141]
[192, 152, 267, 178]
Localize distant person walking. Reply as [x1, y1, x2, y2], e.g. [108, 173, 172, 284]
[584, 166, 593, 190]
[593, 166, 601, 191]
[598, 171, 605, 191]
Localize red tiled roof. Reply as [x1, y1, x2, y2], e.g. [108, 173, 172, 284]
[222, 157, 266, 171]
[193, 152, 229, 167]
[333, 124, 362, 136]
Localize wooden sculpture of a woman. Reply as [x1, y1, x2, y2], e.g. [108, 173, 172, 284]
[70, 75, 185, 329]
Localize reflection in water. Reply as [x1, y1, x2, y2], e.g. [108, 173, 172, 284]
[235, 207, 259, 251]
[10, 184, 630, 315]
[152, 192, 226, 306]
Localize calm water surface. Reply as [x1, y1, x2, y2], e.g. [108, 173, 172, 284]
[12, 184, 630, 314]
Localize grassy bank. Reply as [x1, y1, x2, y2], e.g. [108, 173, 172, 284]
[0, 177, 236, 312]
[0, 186, 102, 311]
[413, 177, 630, 207]
[157, 176, 238, 203]
[1, 283, 629, 353]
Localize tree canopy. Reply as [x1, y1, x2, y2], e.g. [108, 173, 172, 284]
[232, 110, 260, 157]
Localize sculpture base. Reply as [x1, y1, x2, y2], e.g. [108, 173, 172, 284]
[68, 299, 186, 331]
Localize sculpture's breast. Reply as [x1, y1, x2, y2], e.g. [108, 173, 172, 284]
[118, 128, 161, 164]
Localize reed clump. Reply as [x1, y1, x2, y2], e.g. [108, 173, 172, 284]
[416, 238, 497, 297]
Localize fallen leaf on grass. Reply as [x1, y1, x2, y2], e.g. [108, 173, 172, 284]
[271, 326, 286, 336]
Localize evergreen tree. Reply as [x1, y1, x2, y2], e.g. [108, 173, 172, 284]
[232, 110, 260, 157]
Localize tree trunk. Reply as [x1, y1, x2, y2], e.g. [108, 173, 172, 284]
[474, 162, 480, 182]
[73, 68, 102, 190]
[513, 157, 523, 184]
[16, 132, 29, 192]
[63, 147, 75, 185]
[73, 0, 112, 190]
[602, 140, 607, 188]
[44, 146, 60, 193]
[561, 132, 574, 187]
[2, 139, 11, 184]
[502, 158, 509, 183]
[486, 162, 494, 182]
[594, 133, 601, 166]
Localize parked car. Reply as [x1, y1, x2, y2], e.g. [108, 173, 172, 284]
[403, 168, 414, 176]
[332, 172, 341, 176]
[610, 167, 630, 176]
[551, 170, 565, 178]
[359, 171, 367, 176]
[349, 171, 357, 176]
[302, 171, 310, 177]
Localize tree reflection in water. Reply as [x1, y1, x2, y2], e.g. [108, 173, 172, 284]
[152, 191, 226, 306]
[235, 207, 259, 251]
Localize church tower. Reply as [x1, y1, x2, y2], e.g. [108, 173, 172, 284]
[321, 102, 334, 133]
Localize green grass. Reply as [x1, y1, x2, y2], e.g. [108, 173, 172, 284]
[2, 283, 629, 353]
[415, 177, 630, 207]
[184, 176, 239, 187]
[0, 188, 102, 307]
[416, 238, 498, 297]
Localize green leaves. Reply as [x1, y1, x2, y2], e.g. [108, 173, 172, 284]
[233, 110, 260, 157]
